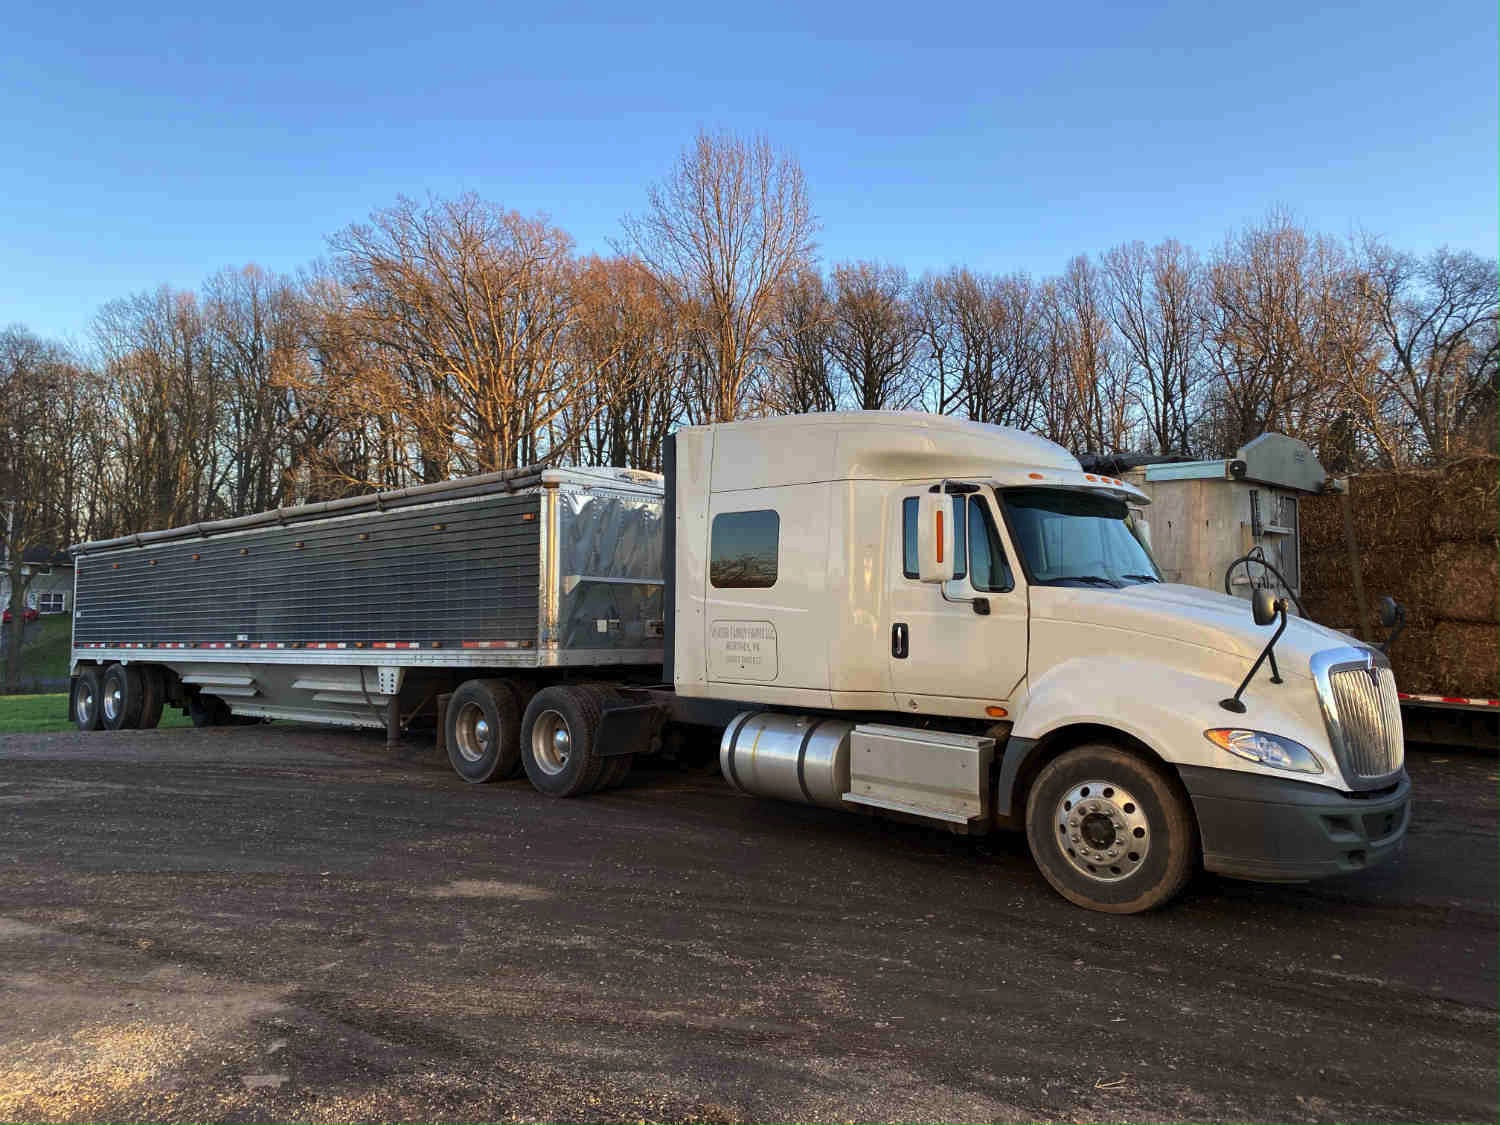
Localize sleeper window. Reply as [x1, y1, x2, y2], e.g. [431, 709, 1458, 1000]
[710, 510, 780, 588]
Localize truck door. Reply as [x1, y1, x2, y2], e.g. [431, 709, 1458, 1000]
[887, 486, 1027, 709]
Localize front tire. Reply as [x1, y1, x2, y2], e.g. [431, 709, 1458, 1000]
[100, 664, 144, 731]
[445, 679, 522, 783]
[72, 668, 103, 731]
[1025, 744, 1197, 914]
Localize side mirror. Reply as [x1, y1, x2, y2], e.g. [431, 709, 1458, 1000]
[1376, 595, 1406, 654]
[1251, 587, 1278, 627]
[917, 491, 955, 583]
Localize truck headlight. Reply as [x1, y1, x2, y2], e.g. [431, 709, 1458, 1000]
[1204, 729, 1323, 774]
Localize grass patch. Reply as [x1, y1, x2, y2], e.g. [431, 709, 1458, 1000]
[0, 693, 192, 734]
[21, 614, 74, 680]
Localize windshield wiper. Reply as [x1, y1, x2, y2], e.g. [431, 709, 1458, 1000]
[1120, 573, 1161, 583]
[1050, 575, 1122, 588]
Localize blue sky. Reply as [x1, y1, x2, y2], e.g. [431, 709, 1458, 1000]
[3, 0, 1495, 345]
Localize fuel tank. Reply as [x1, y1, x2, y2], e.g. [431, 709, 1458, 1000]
[719, 711, 853, 810]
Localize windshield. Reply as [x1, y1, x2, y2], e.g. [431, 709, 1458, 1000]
[1001, 488, 1160, 588]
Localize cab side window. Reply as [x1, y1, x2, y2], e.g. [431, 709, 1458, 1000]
[902, 494, 1012, 591]
[966, 497, 1014, 592]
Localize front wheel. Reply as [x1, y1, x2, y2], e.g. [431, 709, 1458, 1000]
[1025, 744, 1198, 914]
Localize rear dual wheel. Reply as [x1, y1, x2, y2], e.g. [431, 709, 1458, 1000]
[521, 685, 633, 798]
[72, 668, 103, 731]
[445, 678, 524, 783]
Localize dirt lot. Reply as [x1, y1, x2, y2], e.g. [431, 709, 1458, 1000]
[0, 724, 1494, 1123]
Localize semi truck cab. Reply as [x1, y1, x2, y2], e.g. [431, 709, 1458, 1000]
[670, 413, 1410, 912]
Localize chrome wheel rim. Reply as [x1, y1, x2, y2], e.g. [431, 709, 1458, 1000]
[1055, 779, 1151, 883]
[103, 683, 122, 723]
[530, 710, 571, 776]
[76, 684, 95, 725]
[453, 702, 493, 764]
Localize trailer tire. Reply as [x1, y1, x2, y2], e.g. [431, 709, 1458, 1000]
[137, 666, 165, 730]
[72, 667, 104, 731]
[521, 685, 609, 798]
[100, 663, 145, 730]
[188, 693, 230, 728]
[1025, 744, 1197, 914]
[446, 679, 522, 784]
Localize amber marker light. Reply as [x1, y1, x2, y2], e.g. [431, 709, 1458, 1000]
[1027, 472, 1045, 480]
[985, 705, 1009, 718]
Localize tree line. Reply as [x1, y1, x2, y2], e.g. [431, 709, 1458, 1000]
[3, 130, 1496, 582]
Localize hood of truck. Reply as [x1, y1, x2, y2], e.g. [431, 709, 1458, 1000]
[1030, 582, 1368, 672]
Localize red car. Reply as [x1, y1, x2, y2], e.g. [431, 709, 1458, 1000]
[2, 607, 40, 625]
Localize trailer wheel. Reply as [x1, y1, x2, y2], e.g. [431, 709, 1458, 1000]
[72, 667, 104, 731]
[137, 666, 165, 730]
[446, 679, 522, 784]
[1024, 744, 1197, 914]
[100, 663, 144, 731]
[188, 693, 230, 727]
[521, 685, 609, 798]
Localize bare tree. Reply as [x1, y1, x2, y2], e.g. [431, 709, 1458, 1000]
[762, 268, 838, 414]
[568, 255, 682, 470]
[623, 130, 815, 423]
[0, 328, 83, 687]
[1103, 240, 1203, 454]
[1355, 241, 1498, 463]
[915, 269, 1041, 427]
[827, 262, 922, 410]
[329, 194, 608, 478]
[94, 287, 227, 531]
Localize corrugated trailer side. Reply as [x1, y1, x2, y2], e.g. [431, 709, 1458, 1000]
[74, 490, 543, 649]
[67, 467, 666, 746]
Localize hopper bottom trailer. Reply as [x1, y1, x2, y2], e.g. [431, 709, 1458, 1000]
[68, 413, 1412, 913]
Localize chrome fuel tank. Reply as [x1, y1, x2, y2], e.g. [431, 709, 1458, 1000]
[720, 712, 853, 810]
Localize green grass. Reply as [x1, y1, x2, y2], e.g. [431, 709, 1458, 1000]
[0, 692, 192, 734]
[21, 614, 74, 680]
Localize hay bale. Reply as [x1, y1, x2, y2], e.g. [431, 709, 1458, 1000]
[1300, 455, 1500, 551]
[1428, 543, 1499, 624]
[1430, 621, 1500, 699]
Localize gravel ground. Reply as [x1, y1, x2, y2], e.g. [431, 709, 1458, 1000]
[0, 724, 1494, 1122]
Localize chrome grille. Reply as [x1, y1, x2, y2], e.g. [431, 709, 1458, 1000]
[1328, 664, 1404, 779]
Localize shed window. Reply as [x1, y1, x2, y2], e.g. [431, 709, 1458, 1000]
[710, 510, 779, 589]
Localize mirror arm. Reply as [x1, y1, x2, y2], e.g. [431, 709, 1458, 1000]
[1220, 602, 1289, 713]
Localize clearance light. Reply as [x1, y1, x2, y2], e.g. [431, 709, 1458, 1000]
[1028, 472, 1045, 480]
[985, 705, 1009, 719]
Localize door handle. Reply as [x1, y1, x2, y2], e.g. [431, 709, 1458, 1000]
[891, 622, 909, 659]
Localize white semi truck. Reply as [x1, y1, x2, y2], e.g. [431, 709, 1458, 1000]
[68, 412, 1410, 913]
